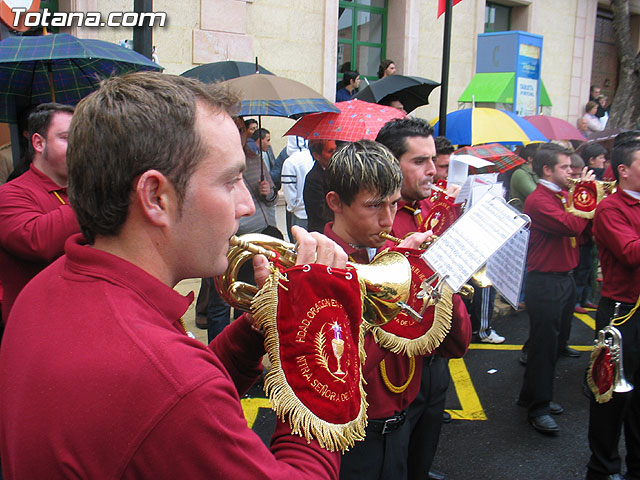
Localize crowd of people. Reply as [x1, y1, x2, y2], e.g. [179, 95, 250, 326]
[0, 65, 637, 480]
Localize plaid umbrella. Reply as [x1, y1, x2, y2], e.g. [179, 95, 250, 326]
[220, 73, 339, 118]
[354, 74, 440, 113]
[524, 115, 586, 141]
[454, 143, 526, 174]
[181, 60, 273, 83]
[0, 33, 162, 123]
[284, 99, 405, 142]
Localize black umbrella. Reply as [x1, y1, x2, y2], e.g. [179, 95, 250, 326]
[354, 74, 440, 113]
[181, 60, 274, 83]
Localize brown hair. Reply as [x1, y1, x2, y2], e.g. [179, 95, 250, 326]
[326, 140, 401, 206]
[531, 143, 572, 178]
[585, 101, 598, 113]
[67, 72, 239, 243]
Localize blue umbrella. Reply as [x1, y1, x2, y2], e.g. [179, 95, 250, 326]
[0, 33, 162, 123]
[433, 107, 548, 146]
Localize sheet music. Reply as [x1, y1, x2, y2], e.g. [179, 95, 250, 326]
[487, 227, 529, 309]
[422, 195, 528, 292]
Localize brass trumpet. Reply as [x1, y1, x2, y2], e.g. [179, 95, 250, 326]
[215, 234, 413, 326]
[567, 177, 617, 195]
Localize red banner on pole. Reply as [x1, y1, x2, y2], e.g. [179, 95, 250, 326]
[437, 0, 463, 18]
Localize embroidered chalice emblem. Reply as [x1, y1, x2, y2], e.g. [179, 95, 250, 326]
[331, 321, 346, 376]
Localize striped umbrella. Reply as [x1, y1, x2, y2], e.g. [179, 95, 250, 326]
[0, 33, 162, 123]
[433, 108, 547, 146]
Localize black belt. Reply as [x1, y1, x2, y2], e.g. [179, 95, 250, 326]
[367, 410, 407, 435]
[530, 270, 573, 277]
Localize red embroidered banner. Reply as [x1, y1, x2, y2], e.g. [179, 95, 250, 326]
[252, 263, 367, 452]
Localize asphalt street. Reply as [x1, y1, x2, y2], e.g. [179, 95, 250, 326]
[242, 306, 612, 480]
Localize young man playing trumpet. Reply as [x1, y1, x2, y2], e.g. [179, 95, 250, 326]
[0, 73, 349, 478]
[322, 140, 471, 480]
[586, 140, 640, 480]
[377, 118, 470, 480]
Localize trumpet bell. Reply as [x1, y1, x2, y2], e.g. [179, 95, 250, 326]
[354, 251, 412, 326]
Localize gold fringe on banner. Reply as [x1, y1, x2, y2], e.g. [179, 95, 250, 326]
[252, 266, 368, 453]
[366, 283, 454, 357]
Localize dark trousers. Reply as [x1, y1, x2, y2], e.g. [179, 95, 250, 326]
[406, 355, 450, 480]
[519, 271, 576, 416]
[340, 417, 411, 480]
[587, 297, 640, 479]
[575, 243, 594, 306]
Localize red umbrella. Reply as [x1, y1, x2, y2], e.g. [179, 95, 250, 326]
[284, 99, 405, 142]
[454, 143, 526, 174]
[524, 115, 586, 141]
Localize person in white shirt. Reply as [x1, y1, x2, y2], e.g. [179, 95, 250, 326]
[281, 149, 314, 241]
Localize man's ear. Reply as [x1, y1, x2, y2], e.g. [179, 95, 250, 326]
[542, 163, 553, 178]
[31, 133, 45, 155]
[618, 163, 628, 181]
[135, 170, 175, 227]
[326, 191, 344, 214]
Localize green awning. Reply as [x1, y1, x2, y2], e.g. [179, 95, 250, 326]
[458, 72, 551, 107]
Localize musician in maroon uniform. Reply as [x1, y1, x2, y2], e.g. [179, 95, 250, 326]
[518, 143, 593, 435]
[376, 118, 470, 480]
[0, 103, 80, 327]
[323, 140, 470, 480]
[586, 140, 640, 480]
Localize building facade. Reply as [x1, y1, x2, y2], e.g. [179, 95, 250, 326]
[57, 0, 639, 148]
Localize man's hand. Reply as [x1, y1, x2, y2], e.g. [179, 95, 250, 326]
[580, 167, 596, 182]
[445, 183, 461, 199]
[252, 226, 348, 288]
[258, 180, 271, 197]
[398, 230, 435, 249]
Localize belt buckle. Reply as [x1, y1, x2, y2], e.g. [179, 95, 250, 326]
[380, 417, 396, 435]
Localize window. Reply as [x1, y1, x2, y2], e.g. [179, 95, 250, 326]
[485, 2, 511, 32]
[337, 0, 387, 82]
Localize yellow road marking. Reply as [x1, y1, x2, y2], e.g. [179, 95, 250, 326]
[575, 312, 596, 330]
[446, 358, 487, 421]
[241, 397, 272, 428]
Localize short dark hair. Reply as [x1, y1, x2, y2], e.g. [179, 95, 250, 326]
[244, 118, 257, 129]
[27, 103, 75, 157]
[614, 130, 640, 147]
[580, 143, 607, 164]
[377, 59, 394, 79]
[531, 143, 572, 178]
[518, 142, 542, 162]
[434, 136, 454, 156]
[68, 72, 239, 244]
[252, 128, 269, 141]
[343, 70, 359, 86]
[611, 140, 640, 182]
[326, 140, 401, 206]
[375, 117, 434, 160]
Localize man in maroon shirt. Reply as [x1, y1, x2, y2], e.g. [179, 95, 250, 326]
[518, 143, 592, 435]
[0, 103, 80, 327]
[377, 118, 467, 480]
[587, 140, 640, 480]
[322, 139, 469, 480]
[0, 73, 349, 478]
